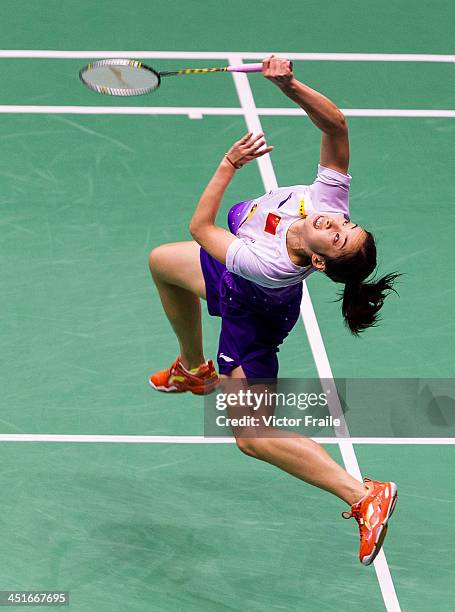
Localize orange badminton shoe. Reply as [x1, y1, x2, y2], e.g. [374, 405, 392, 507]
[342, 478, 397, 566]
[149, 357, 220, 395]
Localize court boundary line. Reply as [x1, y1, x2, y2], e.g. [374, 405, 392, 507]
[0, 106, 453, 118]
[229, 53, 401, 611]
[0, 50, 454, 62]
[0, 434, 453, 444]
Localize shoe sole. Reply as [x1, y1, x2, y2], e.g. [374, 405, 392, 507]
[148, 379, 220, 395]
[362, 482, 398, 566]
[149, 381, 184, 393]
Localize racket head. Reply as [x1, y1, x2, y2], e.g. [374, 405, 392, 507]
[79, 59, 161, 96]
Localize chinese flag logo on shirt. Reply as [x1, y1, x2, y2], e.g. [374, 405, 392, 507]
[264, 213, 281, 235]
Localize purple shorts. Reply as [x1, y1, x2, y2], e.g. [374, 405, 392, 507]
[199, 201, 303, 381]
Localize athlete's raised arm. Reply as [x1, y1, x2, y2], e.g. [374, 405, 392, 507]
[263, 55, 349, 175]
[189, 132, 273, 263]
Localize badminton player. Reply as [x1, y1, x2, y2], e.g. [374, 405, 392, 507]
[148, 55, 398, 565]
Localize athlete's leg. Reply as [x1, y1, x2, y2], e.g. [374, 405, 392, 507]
[221, 367, 367, 506]
[149, 241, 206, 370]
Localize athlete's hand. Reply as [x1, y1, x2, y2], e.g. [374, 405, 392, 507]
[225, 132, 273, 168]
[262, 55, 294, 88]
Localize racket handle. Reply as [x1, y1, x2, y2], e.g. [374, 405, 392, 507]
[227, 63, 263, 73]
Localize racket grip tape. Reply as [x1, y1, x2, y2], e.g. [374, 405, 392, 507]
[227, 63, 263, 73]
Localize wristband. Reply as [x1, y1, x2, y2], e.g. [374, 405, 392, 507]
[224, 154, 242, 169]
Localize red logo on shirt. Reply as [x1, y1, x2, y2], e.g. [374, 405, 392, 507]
[264, 213, 281, 235]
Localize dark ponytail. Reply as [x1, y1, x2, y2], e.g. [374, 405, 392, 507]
[324, 231, 400, 334]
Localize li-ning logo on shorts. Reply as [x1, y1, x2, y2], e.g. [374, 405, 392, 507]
[219, 353, 235, 362]
[264, 213, 281, 235]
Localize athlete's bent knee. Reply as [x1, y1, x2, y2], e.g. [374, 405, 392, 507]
[149, 245, 169, 276]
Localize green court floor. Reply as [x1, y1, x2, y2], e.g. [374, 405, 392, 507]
[1, 443, 454, 611]
[0, 1, 454, 611]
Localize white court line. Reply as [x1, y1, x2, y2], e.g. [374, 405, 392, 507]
[229, 53, 401, 612]
[0, 50, 454, 62]
[0, 434, 453, 444]
[0, 106, 244, 116]
[260, 108, 455, 118]
[0, 106, 453, 118]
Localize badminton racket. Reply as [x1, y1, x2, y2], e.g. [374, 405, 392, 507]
[79, 59, 263, 96]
